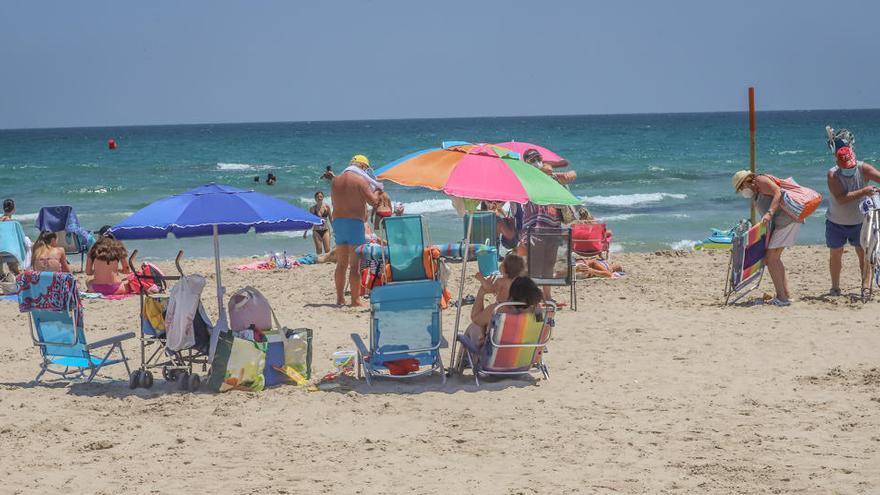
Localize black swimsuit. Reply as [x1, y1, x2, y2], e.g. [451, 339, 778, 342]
[311, 205, 330, 234]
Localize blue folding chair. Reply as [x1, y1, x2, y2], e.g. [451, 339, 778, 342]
[35, 206, 92, 271]
[351, 280, 446, 385]
[382, 215, 431, 282]
[17, 272, 134, 383]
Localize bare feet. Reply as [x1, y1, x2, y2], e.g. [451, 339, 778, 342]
[350, 299, 368, 308]
[336, 298, 347, 306]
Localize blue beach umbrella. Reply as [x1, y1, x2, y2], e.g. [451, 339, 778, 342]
[111, 183, 320, 347]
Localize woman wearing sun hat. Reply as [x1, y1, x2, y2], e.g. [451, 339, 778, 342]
[732, 169, 802, 306]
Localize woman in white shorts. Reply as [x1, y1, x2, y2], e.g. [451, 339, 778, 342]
[732, 170, 802, 306]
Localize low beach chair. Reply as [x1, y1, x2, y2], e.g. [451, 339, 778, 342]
[464, 211, 499, 250]
[16, 271, 134, 383]
[456, 301, 555, 386]
[382, 214, 434, 282]
[571, 222, 612, 260]
[350, 280, 446, 385]
[35, 205, 91, 271]
[523, 226, 577, 310]
[0, 221, 28, 292]
[723, 221, 770, 305]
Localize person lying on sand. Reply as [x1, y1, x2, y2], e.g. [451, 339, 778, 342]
[577, 257, 625, 278]
[85, 228, 131, 295]
[458, 275, 544, 368]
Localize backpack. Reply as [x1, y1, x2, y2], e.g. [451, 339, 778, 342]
[765, 175, 822, 222]
[228, 286, 273, 332]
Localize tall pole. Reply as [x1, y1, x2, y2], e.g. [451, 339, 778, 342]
[749, 87, 756, 224]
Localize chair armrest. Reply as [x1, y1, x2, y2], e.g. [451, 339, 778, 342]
[350, 333, 369, 358]
[88, 332, 135, 350]
[456, 333, 479, 354]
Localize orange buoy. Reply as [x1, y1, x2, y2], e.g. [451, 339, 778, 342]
[108, 139, 117, 150]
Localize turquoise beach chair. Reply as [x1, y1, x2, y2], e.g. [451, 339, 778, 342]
[350, 280, 446, 385]
[17, 272, 134, 383]
[382, 215, 432, 282]
[464, 211, 498, 249]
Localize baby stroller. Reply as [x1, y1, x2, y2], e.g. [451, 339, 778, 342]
[128, 249, 213, 391]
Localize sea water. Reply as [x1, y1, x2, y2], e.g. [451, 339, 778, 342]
[2, 110, 879, 259]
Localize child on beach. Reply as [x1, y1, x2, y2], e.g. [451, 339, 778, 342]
[475, 252, 525, 303]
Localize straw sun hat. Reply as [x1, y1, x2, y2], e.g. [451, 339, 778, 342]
[731, 170, 753, 191]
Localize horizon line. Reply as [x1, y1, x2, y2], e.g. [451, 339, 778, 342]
[3, 106, 880, 132]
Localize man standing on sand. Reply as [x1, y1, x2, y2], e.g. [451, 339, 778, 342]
[825, 146, 880, 295]
[331, 155, 380, 307]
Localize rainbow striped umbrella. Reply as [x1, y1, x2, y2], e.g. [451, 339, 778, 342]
[375, 143, 579, 205]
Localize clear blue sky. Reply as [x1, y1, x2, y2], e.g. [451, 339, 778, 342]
[2, 0, 879, 129]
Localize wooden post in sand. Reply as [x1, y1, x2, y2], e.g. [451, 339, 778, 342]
[749, 87, 756, 224]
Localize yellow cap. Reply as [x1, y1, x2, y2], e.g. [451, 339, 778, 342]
[351, 154, 370, 167]
[732, 170, 752, 191]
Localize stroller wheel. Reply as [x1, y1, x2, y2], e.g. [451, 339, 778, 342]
[178, 371, 190, 391]
[162, 368, 176, 382]
[139, 370, 154, 389]
[129, 370, 141, 389]
[188, 373, 201, 392]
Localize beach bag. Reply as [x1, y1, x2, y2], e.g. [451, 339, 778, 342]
[264, 327, 313, 386]
[228, 286, 273, 331]
[361, 261, 386, 291]
[128, 262, 165, 295]
[766, 175, 822, 222]
[208, 331, 267, 392]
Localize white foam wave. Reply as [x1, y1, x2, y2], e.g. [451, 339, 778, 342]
[648, 166, 666, 172]
[581, 192, 687, 207]
[216, 162, 274, 172]
[14, 213, 39, 221]
[777, 150, 805, 155]
[401, 199, 454, 214]
[669, 239, 698, 251]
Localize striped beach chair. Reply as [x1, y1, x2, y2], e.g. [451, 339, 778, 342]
[724, 221, 770, 305]
[456, 301, 555, 386]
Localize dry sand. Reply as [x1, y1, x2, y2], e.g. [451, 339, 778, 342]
[1, 245, 878, 494]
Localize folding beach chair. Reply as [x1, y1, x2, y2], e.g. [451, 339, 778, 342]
[859, 194, 880, 301]
[464, 211, 499, 250]
[382, 215, 434, 282]
[16, 271, 134, 383]
[523, 226, 577, 311]
[34, 206, 91, 271]
[723, 221, 770, 305]
[350, 280, 446, 385]
[571, 223, 612, 260]
[456, 301, 555, 386]
[0, 221, 28, 292]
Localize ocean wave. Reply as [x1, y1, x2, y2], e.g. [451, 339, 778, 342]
[65, 186, 125, 195]
[669, 239, 698, 251]
[296, 197, 453, 215]
[14, 213, 39, 221]
[648, 166, 666, 172]
[581, 192, 687, 207]
[777, 150, 805, 155]
[216, 162, 275, 172]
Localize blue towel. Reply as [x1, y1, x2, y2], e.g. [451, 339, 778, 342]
[34, 206, 91, 249]
[0, 221, 28, 264]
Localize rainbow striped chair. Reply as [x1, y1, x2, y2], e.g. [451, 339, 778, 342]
[456, 301, 555, 386]
[724, 221, 770, 304]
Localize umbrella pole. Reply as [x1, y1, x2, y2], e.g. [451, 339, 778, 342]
[209, 224, 228, 359]
[448, 212, 474, 372]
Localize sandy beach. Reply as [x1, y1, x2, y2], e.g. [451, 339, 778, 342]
[0, 246, 878, 494]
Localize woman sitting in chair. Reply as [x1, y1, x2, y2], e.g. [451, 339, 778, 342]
[85, 228, 131, 295]
[458, 275, 543, 367]
[31, 231, 71, 273]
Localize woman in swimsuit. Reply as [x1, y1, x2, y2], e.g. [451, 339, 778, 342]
[306, 191, 332, 255]
[372, 190, 393, 232]
[85, 232, 131, 295]
[31, 231, 71, 272]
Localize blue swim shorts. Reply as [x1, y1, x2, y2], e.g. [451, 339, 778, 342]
[825, 219, 862, 248]
[332, 218, 366, 246]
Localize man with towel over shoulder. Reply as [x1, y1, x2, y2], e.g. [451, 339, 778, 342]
[331, 155, 380, 307]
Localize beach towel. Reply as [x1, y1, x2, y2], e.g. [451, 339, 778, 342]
[79, 292, 132, 300]
[164, 274, 207, 351]
[16, 271, 83, 328]
[765, 175, 822, 222]
[34, 206, 93, 249]
[342, 165, 383, 192]
[0, 221, 28, 265]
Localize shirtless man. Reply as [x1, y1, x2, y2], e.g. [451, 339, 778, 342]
[331, 155, 380, 306]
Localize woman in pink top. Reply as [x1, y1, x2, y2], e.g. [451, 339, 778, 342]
[31, 232, 71, 273]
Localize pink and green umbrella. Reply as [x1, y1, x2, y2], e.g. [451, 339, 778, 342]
[374, 143, 579, 205]
[493, 141, 565, 162]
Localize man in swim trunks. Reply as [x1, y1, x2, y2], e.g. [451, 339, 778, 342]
[331, 155, 380, 306]
[825, 146, 880, 295]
